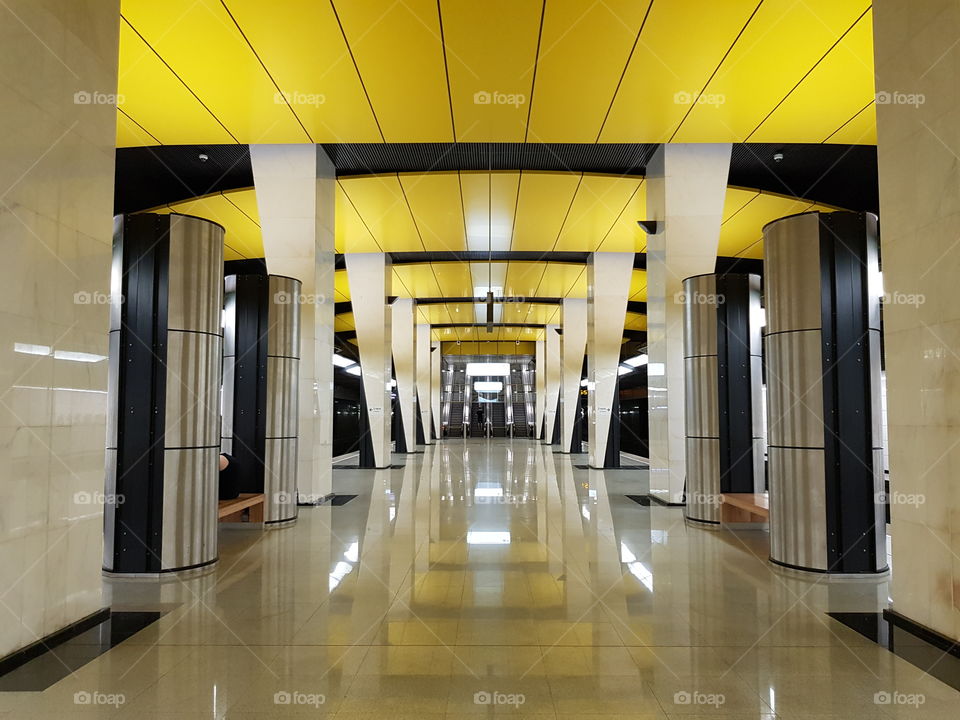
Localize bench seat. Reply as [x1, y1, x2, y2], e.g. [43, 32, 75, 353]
[719, 493, 769, 524]
[218, 493, 264, 523]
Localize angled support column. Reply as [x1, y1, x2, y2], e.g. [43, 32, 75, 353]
[431, 343, 442, 439]
[416, 324, 433, 445]
[345, 254, 392, 467]
[250, 144, 335, 505]
[542, 325, 561, 445]
[534, 338, 546, 439]
[587, 253, 633, 468]
[645, 143, 732, 503]
[391, 299, 416, 453]
[561, 299, 588, 453]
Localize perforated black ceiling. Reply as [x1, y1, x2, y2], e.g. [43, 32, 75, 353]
[115, 142, 878, 215]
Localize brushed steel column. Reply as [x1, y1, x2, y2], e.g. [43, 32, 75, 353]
[682, 273, 764, 525]
[764, 211, 885, 574]
[264, 275, 300, 525]
[105, 213, 223, 575]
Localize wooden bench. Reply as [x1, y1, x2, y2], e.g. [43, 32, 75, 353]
[720, 493, 769, 525]
[218, 493, 264, 523]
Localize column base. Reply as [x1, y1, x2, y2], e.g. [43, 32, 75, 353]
[769, 557, 890, 578]
[102, 557, 218, 579]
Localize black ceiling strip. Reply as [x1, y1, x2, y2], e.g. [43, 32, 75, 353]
[626, 301, 646, 314]
[120, 16, 238, 143]
[219, 0, 313, 143]
[432, 323, 546, 329]
[668, 0, 764, 143]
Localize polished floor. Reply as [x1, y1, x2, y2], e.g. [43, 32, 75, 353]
[2, 439, 956, 718]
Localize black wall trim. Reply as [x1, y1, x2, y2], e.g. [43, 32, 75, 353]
[0, 608, 111, 678]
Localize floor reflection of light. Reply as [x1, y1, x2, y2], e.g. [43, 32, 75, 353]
[344, 541, 359, 562]
[467, 531, 511, 545]
[581, 506, 590, 521]
[620, 542, 637, 563]
[768, 687, 775, 713]
[628, 561, 654, 592]
[474, 486, 503, 497]
[389, 507, 396, 521]
[329, 560, 353, 591]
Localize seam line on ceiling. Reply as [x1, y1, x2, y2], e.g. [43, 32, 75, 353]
[117, 107, 162, 145]
[221, 191, 260, 228]
[436, 0, 458, 141]
[523, 0, 547, 143]
[219, 0, 313, 143]
[668, 0, 765, 143]
[821, 100, 875, 144]
[744, 5, 873, 142]
[328, 0, 386, 143]
[120, 16, 239, 143]
[594, 0, 655, 143]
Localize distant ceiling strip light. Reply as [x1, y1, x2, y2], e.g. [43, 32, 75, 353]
[465, 362, 510, 376]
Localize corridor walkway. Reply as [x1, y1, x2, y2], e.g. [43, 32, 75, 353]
[3, 440, 955, 718]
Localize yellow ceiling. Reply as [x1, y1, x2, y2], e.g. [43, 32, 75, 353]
[117, 0, 876, 146]
[156, 175, 841, 338]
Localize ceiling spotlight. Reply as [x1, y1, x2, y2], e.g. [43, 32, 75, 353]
[198, 153, 209, 163]
[636, 220, 662, 235]
[773, 152, 784, 163]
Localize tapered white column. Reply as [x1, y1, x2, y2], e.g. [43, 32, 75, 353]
[534, 338, 546, 439]
[345, 253, 392, 467]
[587, 253, 633, 468]
[416, 324, 433, 444]
[542, 325, 561, 444]
[645, 143, 731, 503]
[430, 342, 442, 439]
[251, 144, 335, 504]
[391, 299, 416, 453]
[560, 299, 588, 452]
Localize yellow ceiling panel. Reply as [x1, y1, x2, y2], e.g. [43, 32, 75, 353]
[672, 1, 871, 142]
[335, 184, 380, 253]
[554, 175, 643, 251]
[333, 0, 452, 142]
[537, 264, 587, 298]
[624, 312, 647, 331]
[825, 102, 876, 144]
[599, 181, 647, 252]
[432, 264, 475, 297]
[417, 304, 455, 325]
[222, 188, 260, 224]
[441, 0, 540, 141]
[334, 313, 355, 332]
[158, 190, 262, 258]
[504, 261, 546, 298]
[399, 173, 466, 251]
[510, 172, 582, 251]
[599, 0, 760, 142]
[459, 171, 520, 251]
[121, 1, 308, 143]
[225, 0, 381, 142]
[116, 21, 235, 146]
[749, 9, 876, 144]
[528, 0, 651, 142]
[391, 265, 442, 299]
[335, 269, 351, 301]
[338, 175, 422, 251]
[717, 190, 814, 257]
[722, 188, 760, 222]
[628, 269, 648, 302]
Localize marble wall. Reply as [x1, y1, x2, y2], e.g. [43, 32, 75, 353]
[874, 0, 960, 641]
[0, 0, 119, 657]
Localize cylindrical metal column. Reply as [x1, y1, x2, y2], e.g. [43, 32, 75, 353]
[265, 275, 300, 525]
[763, 211, 885, 574]
[683, 273, 765, 525]
[105, 213, 223, 575]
